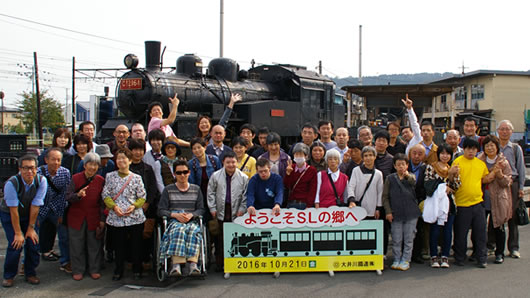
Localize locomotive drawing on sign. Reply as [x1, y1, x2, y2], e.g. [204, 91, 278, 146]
[229, 229, 377, 258]
[110, 41, 344, 143]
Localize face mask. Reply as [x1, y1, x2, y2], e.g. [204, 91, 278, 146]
[293, 157, 306, 165]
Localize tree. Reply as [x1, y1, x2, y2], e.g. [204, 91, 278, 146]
[17, 90, 65, 133]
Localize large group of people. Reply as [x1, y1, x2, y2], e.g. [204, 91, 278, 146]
[1, 93, 527, 288]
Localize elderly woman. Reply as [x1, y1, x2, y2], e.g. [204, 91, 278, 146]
[66, 153, 105, 281]
[63, 134, 92, 174]
[284, 143, 317, 209]
[102, 148, 146, 281]
[158, 160, 205, 276]
[308, 141, 327, 172]
[314, 149, 349, 208]
[347, 146, 384, 218]
[160, 136, 182, 186]
[424, 143, 461, 268]
[478, 135, 513, 264]
[38, 128, 72, 166]
[259, 132, 291, 178]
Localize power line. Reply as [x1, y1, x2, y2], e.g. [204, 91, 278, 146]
[0, 13, 139, 47]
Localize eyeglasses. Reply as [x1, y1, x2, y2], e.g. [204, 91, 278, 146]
[20, 166, 36, 171]
[174, 170, 190, 176]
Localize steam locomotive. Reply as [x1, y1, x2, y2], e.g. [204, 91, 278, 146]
[229, 229, 377, 258]
[110, 41, 344, 143]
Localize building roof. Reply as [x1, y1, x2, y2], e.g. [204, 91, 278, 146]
[341, 83, 462, 98]
[429, 69, 530, 83]
[0, 106, 21, 112]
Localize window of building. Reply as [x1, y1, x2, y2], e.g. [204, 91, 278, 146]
[456, 87, 467, 101]
[471, 84, 484, 100]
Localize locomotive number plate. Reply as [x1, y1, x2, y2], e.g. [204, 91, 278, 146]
[120, 78, 142, 90]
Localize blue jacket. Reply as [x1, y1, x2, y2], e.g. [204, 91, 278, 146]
[205, 144, 233, 161]
[188, 155, 221, 186]
[247, 173, 284, 209]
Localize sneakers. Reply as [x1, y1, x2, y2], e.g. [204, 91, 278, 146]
[494, 255, 504, 264]
[397, 261, 410, 271]
[440, 257, 450, 268]
[430, 257, 440, 268]
[42, 252, 59, 262]
[510, 250, 521, 258]
[477, 262, 487, 268]
[169, 264, 182, 277]
[390, 262, 400, 270]
[60, 263, 72, 274]
[188, 262, 201, 276]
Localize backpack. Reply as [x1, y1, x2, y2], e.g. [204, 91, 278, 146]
[11, 173, 41, 199]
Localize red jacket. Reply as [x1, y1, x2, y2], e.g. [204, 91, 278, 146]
[318, 170, 348, 208]
[67, 172, 105, 231]
[283, 164, 317, 207]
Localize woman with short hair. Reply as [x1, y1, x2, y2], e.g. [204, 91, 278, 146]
[160, 136, 182, 186]
[284, 143, 317, 209]
[478, 135, 513, 264]
[66, 152, 105, 281]
[258, 132, 291, 178]
[102, 148, 146, 281]
[38, 128, 72, 166]
[158, 160, 205, 276]
[63, 134, 92, 174]
[314, 149, 349, 208]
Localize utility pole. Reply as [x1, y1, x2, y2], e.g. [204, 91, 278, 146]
[0, 91, 4, 133]
[220, 0, 224, 57]
[72, 57, 76, 134]
[358, 25, 362, 85]
[318, 60, 322, 75]
[34, 52, 43, 148]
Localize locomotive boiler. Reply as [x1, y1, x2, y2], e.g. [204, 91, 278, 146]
[114, 41, 344, 142]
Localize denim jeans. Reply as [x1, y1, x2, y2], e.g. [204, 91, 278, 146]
[391, 218, 418, 263]
[1, 211, 40, 279]
[429, 214, 455, 257]
[38, 211, 69, 265]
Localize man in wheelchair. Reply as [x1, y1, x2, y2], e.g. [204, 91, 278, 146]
[158, 160, 205, 276]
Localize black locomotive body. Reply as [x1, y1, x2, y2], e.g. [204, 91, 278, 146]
[114, 41, 343, 142]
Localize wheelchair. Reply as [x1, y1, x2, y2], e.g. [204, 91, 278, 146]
[153, 215, 209, 282]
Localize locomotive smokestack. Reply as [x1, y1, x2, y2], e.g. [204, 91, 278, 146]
[145, 41, 161, 70]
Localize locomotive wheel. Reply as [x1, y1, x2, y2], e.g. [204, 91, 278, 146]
[239, 247, 249, 257]
[262, 248, 268, 256]
[251, 248, 261, 257]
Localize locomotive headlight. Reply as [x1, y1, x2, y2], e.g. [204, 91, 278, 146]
[124, 54, 139, 69]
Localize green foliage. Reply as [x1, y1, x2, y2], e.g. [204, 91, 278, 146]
[4, 123, 25, 134]
[17, 90, 65, 133]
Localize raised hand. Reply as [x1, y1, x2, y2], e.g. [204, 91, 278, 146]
[285, 159, 293, 176]
[168, 93, 180, 107]
[401, 93, 413, 110]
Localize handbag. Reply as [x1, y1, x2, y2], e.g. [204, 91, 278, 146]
[327, 172, 347, 207]
[515, 198, 529, 226]
[143, 218, 156, 239]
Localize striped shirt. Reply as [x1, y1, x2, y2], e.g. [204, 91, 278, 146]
[158, 184, 205, 218]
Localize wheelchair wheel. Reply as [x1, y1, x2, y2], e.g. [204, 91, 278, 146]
[154, 224, 167, 282]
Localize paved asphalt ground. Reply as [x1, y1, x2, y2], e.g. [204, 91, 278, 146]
[1, 223, 530, 298]
[2, 169, 529, 297]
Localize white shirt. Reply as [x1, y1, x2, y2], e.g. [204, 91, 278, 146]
[405, 108, 423, 156]
[314, 168, 347, 204]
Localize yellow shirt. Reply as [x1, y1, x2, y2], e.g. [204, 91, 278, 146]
[452, 155, 489, 207]
[237, 154, 256, 179]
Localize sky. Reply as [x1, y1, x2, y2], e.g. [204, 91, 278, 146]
[1, 0, 529, 108]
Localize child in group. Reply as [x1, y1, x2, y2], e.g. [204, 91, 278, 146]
[383, 153, 421, 271]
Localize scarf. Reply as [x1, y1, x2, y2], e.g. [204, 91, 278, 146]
[433, 161, 449, 179]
